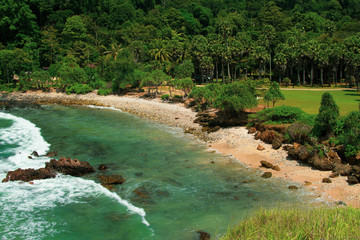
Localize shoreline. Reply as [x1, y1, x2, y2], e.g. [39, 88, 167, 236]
[1, 90, 359, 207]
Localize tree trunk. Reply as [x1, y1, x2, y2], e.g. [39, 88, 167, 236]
[234, 66, 237, 82]
[340, 63, 343, 84]
[297, 69, 300, 86]
[269, 54, 272, 81]
[216, 61, 218, 83]
[222, 62, 225, 84]
[303, 64, 306, 86]
[335, 68, 338, 87]
[201, 69, 204, 84]
[227, 62, 231, 83]
[357, 79, 359, 92]
[311, 63, 314, 86]
[320, 68, 324, 87]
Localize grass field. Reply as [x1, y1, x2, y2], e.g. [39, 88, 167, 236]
[275, 90, 360, 115]
[221, 206, 360, 240]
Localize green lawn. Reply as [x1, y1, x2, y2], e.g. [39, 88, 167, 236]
[274, 90, 360, 115]
[221, 206, 360, 240]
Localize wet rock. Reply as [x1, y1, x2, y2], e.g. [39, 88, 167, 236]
[329, 172, 339, 178]
[197, 230, 211, 240]
[45, 157, 95, 177]
[262, 172, 272, 178]
[272, 165, 281, 171]
[288, 186, 298, 190]
[98, 164, 108, 171]
[257, 145, 265, 151]
[31, 151, 39, 157]
[260, 160, 273, 169]
[134, 187, 151, 199]
[45, 151, 58, 158]
[156, 190, 170, 198]
[98, 175, 125, 185]
[347, 175, 359, 185]
[272, 138, 282, 150]
[210, 161, 215, 164]
[28, 156, 33, 159]
[2, 168, 56, 182]
[248, 127, 257, 134]
[322, 178, 332, 183]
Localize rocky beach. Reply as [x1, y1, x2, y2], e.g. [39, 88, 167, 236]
[1, 90, 359, 208]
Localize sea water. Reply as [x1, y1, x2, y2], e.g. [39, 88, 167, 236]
[0, 105, 312, 239]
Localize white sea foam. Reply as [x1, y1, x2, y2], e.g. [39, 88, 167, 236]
[85, 105, 123, 112]
[0, 112, 150, 239]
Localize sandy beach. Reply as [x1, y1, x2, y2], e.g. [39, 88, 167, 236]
[1, 90, 360, 207]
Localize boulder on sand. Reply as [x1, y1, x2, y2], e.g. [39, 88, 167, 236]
[2, 168, 56, 182]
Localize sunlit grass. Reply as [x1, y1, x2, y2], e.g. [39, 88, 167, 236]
[221, 207, 360, 240]
[275, 90, 360, 115]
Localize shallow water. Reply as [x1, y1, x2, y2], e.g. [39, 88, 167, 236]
[0, 105, 312, 239]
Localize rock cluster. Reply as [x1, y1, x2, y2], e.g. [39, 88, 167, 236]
[2, 156, 95, 182]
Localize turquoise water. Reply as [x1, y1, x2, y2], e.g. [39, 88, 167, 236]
[0, 105, 311, 239]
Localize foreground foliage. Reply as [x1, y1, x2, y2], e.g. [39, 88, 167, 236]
[221, 207, 360, 240]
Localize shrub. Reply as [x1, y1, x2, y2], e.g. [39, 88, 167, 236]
[312, 92, 340, 138]
[264, 82, 285, 107]
[97, 88, 112, 96]
[249, 105, 314, 125]
[335, 111, 360, 157]
[214, 83, 257, 116]
[65, 84, 93, 95]
[282, 77, 291, 87]
[161, 94, 170, 101]
[90, 80, 106, 89]
[286, 122, 312, 144]
[174, 60, 194, 79]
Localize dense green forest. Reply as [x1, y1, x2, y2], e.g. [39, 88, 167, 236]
[1, 0, 360, 93]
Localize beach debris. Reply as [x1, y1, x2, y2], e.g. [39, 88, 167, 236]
[262, 172, 272, 178]
[257, 145, 265, 151]
[288, 185, 298, 190]
[197, 230, 211, 240]
[322, 178, 332, 183]
[260, 160, 273, 169]
[272, 165, 281, 171]
[98, 164, 108, 171]
[207, 126, 221, 133]
[304, 181, 312, 186]
[31, 151, 39, 157]
[329, 172, 339, 178]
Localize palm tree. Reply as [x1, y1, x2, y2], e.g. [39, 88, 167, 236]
[104, 43, 123, 61]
